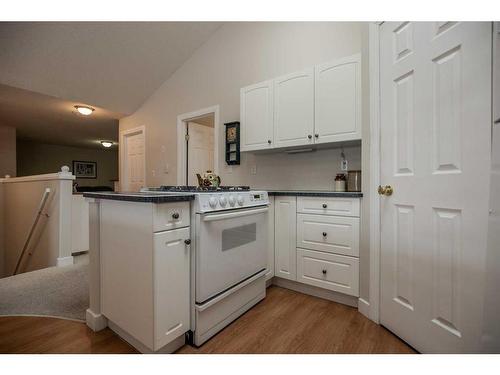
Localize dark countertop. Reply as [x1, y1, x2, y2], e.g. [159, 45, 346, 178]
[267, 190, 363, 198]
[82, 191, 195, 203]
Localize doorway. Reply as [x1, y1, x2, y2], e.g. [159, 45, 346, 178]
[176, 106, 220, 185]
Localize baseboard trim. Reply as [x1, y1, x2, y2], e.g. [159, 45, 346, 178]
[272, 277, 358, 308]
[56, 256, 74, 267]
[358, 298, 370, 318]
[108, 320, 185, 353]
[86, 309, 108, 332]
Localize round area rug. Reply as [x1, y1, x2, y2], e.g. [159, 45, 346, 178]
[0, 264, 89, 321]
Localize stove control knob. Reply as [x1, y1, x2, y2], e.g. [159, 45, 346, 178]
[237, 195, 245, 206]
[209, 196, 218, 209]
[228, 195, 236, 206]
[219, 196, 227, 207]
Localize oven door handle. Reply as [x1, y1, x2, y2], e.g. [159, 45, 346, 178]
[202, 206, 269, 222]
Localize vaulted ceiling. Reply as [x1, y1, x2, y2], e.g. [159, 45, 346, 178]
[0, 22, 222, 148]
[0, 22, 223, 114]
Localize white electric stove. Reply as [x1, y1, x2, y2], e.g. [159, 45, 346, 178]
[141, 186, 269, 346]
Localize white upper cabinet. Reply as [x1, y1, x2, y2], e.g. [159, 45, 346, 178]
[273, 68, 315, 148]
[315, 54, 361, 143]
[240, 54, 361, 152]
[240, 80, 274, 151]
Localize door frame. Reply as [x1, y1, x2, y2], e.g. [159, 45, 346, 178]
[119, 125, 146, 192]
[367, 22, 382, 324]
[176, 105, 220, 185]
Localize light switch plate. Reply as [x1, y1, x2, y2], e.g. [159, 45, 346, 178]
[250, 165, 257, 175]
[341, 159, 348, 171]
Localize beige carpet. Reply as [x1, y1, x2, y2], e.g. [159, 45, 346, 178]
[0, 263, 89, 321]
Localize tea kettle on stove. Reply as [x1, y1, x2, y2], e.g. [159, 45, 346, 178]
[196, 170, 221, 188]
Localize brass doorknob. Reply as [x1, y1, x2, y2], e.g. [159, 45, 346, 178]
[378, 185, 393, 196]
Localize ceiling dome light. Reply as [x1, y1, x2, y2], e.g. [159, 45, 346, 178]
[75, 105, 95, 116]
[101, 141, 113, 148]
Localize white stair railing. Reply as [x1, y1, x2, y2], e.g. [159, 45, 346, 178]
[12, 188, 51, 275]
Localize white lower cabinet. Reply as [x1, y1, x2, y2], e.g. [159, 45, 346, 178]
[274, 196, 297, 281]
[272, 196, 361, 298]
[297, 249, 359, 296]
[265, 196, 275, 281]
[153, 227, 190, 350]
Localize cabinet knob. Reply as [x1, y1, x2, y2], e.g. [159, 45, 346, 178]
[315, 134, 319, 138]
[322, 232, 327, 237]
[172, 212, 180, 219]
[307, 134, 312, 139]
[184, 239, 191, 245]
[268, 139, 272, 144]
[322, 203, 327, 209]
[322, 269, 327, 275]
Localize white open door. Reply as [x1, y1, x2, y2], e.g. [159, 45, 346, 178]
[187, 121, 214, 186]
[121, 127, 145, 192]
[379, 22, 492, 353]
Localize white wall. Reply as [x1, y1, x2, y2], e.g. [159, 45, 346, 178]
[17, 141, 118, 189]
[120, 22, 371, 300]
[0, 125, 16, 177]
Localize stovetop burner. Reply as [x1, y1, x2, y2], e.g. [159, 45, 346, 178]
[154, 185, 251, 192]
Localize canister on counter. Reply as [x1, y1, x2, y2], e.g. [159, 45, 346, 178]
[334, 173, 346, 192]
[347, 170, 361, 192]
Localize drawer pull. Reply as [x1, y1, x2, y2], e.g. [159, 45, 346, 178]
[322, 203, 327, 208]
[322, 269, 327, 275]
[172, 212, 180, 219]
[322, 232, 327, 237]
[184, 239, 191, 245]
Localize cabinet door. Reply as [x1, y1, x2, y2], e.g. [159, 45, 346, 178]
[315, 54, 361, 143]
[274, 196, 297, 280]
[265, 195, 275, 281]
[240, 80, 274, 151]
[153, 227, 190, 350]
[274, 68, 315, 148]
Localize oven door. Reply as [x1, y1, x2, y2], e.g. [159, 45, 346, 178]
[195, 205, 268, 304]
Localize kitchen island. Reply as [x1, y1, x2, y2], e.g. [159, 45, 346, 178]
[83, 191, 194, 353]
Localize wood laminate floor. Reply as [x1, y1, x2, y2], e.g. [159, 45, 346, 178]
[0, 286, 416, 354]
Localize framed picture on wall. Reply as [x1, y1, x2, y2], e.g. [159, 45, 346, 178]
[72, 160, 97, 179]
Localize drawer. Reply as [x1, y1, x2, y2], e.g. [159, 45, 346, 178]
[297, 214, 359, 257]
[297, 196, 360, 217]
[153, 202, 190, 232]
[297, 249, 359, 296]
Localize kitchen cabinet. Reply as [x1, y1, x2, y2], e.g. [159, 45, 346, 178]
[272, 195, 361, 298]
[274, 196, 297, 281]
[315, 54, 361, 143]
[265, 196, 275, 281]
[100, 200, 191, 353]
[153, 227, 190, 350]
[240, 54, 361, 152]
[273, 68, 314, 148]
[240, 80, 274, 151]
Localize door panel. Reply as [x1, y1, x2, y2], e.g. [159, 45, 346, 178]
[314, 54, 361, 143]
[274, 68, 314, 148]
[187, 122, 214, 185]
[240, 80, 274, 151]
[274, 196, 297, 280]
[154, 227, 190, 350]
[124, 131, 145, 192]
[380, 22, 492, 353]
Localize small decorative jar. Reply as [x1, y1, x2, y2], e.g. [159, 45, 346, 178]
[334, 173, 347, 192]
